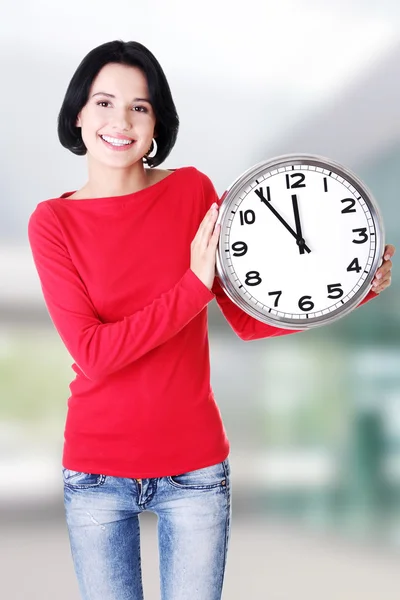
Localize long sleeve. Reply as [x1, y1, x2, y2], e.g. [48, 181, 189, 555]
[198, 170, 380, 341]
[28, 203, 214, 381]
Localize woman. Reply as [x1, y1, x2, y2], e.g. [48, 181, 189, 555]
[27, 40, 394, 600]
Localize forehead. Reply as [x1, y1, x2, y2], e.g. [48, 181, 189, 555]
[91, 63, 149, 93]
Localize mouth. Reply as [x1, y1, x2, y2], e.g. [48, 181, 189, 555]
[99, 134, 136, 150]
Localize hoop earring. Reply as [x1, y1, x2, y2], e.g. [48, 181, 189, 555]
[146, 138, 157, 159]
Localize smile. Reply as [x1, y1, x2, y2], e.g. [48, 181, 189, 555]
[99, 135, 135, 151]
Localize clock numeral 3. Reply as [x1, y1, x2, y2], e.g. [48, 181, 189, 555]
[347, 258, 362, 273]
[327, 283, 344, 299]
[231, 241, 248, 257]
[341, 198, 357, 213]
[352, 227, 368, 244]
[298, 295, 314, 312]
[268, 290, 282, 307]
[245, 271, 262, 286]
[239, 210, 256, 225]
[286, 173, 306, 189]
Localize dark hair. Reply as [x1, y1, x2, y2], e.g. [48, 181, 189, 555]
[57, 40, 179, 168]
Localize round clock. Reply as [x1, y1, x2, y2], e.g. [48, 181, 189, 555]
[215, 153, 385, 330]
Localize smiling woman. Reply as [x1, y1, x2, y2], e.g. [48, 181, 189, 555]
[29, 39, 235, 600]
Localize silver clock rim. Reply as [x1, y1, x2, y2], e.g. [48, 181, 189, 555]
[216, 153, 385, 330]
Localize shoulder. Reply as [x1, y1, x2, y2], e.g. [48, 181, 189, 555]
[28, 200, 60, 242]
[172, 165, 217, 192]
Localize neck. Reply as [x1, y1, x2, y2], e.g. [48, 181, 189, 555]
[83, 159, 151, 198]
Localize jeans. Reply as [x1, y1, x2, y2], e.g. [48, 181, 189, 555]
[62, 458, 232, 600]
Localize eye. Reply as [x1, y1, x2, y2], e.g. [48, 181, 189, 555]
[96, 101, 149, 113]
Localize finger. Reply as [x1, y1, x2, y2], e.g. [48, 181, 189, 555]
[372, 274, 391, 292]
[200, 203, 218, 225]
[384, 244, 396, 260]
[209, 223, 221, 247]
[374, 259, 392, 280]
[196, 204, 218, 243]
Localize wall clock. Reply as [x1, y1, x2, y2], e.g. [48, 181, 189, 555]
[215, 154, 385, 330]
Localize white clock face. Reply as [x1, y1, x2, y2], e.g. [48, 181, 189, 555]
[217, 157, 384, 329]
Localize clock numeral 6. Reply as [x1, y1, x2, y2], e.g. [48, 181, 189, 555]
[327, 283, 344, 299]
[245, 271, 262, 286]
[286, 173, 306, 189]
[231, 241, 248, 256]
[299, 295, 314, 312]
[352, 227, 368, 243]
[239, 210, 256, 225]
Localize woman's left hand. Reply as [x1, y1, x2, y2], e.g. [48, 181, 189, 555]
[372, 244, 396, 293]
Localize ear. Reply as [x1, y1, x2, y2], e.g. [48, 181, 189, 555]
[76, 114, 81, 128]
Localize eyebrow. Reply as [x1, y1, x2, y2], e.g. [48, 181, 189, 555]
[91, 92, 151, 103]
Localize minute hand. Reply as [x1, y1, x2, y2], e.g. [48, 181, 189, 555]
[254, 187, 311, 253]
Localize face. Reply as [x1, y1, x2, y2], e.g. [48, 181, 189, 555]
[75, 62, 157, 168]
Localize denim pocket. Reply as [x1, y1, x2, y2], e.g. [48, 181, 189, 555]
[62, 467, 106, 489]
[166, 459, 230, 490]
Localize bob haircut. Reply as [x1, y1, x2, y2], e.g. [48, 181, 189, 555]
[57, 40, 179, 168]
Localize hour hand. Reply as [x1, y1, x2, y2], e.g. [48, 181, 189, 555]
[291, 194, 308, 255]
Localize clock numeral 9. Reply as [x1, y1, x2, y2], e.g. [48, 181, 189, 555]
[352, 227, 368, 243]
[341, 198, 357, 213]
[286, 173, 306, 189]
[327, 283, 344, 299]
[299, 295, 314, 312]
[239, 210, 256, 225]
[231, 241, 248, 257]
[245, 271, 262, 286]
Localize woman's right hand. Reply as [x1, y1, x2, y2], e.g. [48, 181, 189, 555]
[190, 202, 221, 290]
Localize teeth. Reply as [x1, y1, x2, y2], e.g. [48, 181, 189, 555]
[101, 135, 133, 146]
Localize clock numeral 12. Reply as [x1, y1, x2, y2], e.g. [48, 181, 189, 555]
[286, 173, 306, 189]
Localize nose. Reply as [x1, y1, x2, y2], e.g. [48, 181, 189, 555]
[111, 108, 133, 131]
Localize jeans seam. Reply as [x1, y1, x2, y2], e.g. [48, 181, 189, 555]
[136, 519, 145, 600]
[219, 459, 231, 595]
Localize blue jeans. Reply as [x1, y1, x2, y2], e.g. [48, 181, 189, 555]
[62, 458, 232, 600]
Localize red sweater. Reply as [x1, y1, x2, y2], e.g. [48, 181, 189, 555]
[27, 166, 378, 478]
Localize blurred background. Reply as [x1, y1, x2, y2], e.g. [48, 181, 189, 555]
[1, 0, 400, 598]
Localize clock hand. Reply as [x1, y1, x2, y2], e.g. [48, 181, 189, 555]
[291, 194, 307, 255]
[254, 188, 311, 253]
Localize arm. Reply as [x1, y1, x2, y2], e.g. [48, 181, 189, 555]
[28, 203, 214, 381]
[198, 170, 379, 341]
